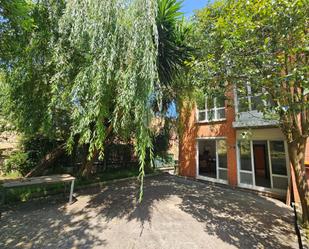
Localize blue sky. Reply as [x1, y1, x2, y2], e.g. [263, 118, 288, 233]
[180, 0, 212, 17]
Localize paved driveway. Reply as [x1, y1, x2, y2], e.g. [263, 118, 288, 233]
[0, 174, 298, 249]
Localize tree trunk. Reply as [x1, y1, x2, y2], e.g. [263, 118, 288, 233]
[288, 139, 309, 227]
[25, 144, 66, 177]
[79, 147, 99, 178]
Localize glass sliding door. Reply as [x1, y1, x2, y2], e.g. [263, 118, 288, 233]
[198, 140, 217, 179]
[197, 139, 228, 183]
[237, 139, 289, 192]
[269, 141, 288, 190]
[238, 140, 254, 185]
[217, 140, 228, 181]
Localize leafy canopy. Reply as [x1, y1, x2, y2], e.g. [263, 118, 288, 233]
[0, 0, 191, 199]
[192, 0, 309, 135]
[192, 0, 309, 224]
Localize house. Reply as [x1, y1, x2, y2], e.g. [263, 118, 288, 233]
[179, 85, 309, 203]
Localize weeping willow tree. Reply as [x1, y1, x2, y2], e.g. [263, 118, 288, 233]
[52, 0, 159, 198]
[1, 0, 190, 199]
[51, 0, 191, 180]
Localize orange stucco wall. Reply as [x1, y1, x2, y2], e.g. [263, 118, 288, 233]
[179, 96, 238, 186]
[179, 97, 309, 201]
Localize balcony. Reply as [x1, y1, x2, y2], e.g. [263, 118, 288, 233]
[233, 110, 278, 128]
[233, 91, 278, 128]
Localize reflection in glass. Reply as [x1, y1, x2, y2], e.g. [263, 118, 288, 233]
[207, 109, 215, 120]
[218, 140, 227, 169]
[270, 141, 287, 175]
[196, 94, 206, 110]
[198, 111, 206, 122]
[239, 140, 252, 171]
[238, 97, 249, 112]
[272, 176, 288, 189]
[240, 172, 253, 185]
[216, 95, 225, 108]
[217, 108, 226, 119]
[219, 169, 228, 180]
[251, 94, 263, 111]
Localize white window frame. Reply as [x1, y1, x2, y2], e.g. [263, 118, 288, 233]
[196, 96, 226, 123]
[236, 139, 290, 195]
[196, 137, 228, 184]
[235, 83, 264, 114]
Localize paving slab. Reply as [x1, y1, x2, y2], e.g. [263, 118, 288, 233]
[0, 174, 299, 249]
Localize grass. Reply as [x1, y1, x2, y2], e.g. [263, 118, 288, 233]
[0, 166, 155, 204]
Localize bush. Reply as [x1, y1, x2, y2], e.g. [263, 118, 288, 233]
[22, 135, 61, 164]
[152, 119, 175, 164]
[3, 151, 34, 176]
[3, 134, 62, 176]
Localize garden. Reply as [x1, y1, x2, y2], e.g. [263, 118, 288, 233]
[0, 0, 308, 247]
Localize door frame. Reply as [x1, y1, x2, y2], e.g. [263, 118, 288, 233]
[253, 141, 270, 187]
[236, 139, 290, 195]
[196, 137, 228, 185]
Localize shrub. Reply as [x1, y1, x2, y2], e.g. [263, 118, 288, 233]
[3, 151, 34, 176]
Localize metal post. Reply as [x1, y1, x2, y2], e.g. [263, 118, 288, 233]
[69, 180, 75, 204]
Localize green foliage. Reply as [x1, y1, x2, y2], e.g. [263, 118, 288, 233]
[156, 0, 193, 113]
[104, 143, 137, 167]
[153, 132, 170, 160]
[1, 182, 66, 203]
[1, 166, 155, 204]
[3, 151, 33, 176]
[157, 0, 190, 83]
[22, 135, 60, 162]
[50, 0, 159, 200]
[0, 71, 9, 131]
[0, 171, 21, 180]
[1, 0, 68, 137]
[0, 0, 191, 200]
[153, 119, 174, 160]
[192, 0, 309, 126]
[2, 134, 64, 176]
[193, 0, 309, 223]
[0, 0, 34, 30]
[0, 0, 35, 66]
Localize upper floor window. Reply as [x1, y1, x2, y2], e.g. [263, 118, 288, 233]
[237, 83, 264, 112]
[197, 95, 226, 122]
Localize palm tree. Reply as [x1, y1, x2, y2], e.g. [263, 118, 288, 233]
[156, 0, 192, 113]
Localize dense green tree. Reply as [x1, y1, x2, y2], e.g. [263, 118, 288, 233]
[0, 0, 34, 65]
[192, 0, 309, 225]
[0, 0, 191, 200]
[0, 0, 70, 177]
[156, 0, 192, 113]
[0, 0, 66, 136]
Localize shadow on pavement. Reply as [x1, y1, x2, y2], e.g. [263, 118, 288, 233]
[0, 174, 297, 249]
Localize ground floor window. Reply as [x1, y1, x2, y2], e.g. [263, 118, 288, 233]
[237, 140, 288, 191]
[197, 139, 228, 182]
